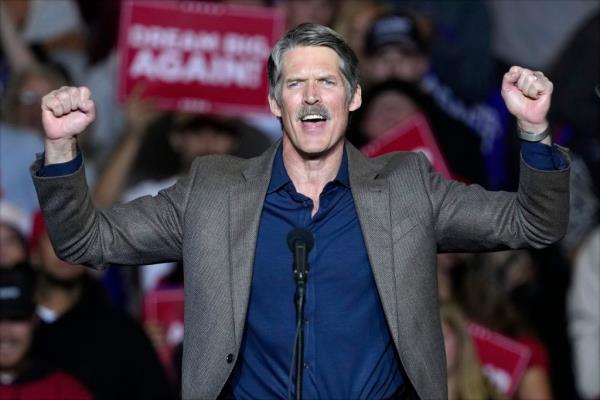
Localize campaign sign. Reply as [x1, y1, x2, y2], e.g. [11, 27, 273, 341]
[142, 287, 184, 372]
[468, 322, 531, 397]
[118, 1, 285, 115]
[361, 112, 452, 179]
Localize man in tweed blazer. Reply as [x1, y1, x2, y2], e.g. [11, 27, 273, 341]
[32, 24, 568, 399]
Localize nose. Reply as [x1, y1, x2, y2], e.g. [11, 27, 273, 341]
[303, 82, 320, 105]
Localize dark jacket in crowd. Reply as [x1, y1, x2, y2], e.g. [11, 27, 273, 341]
[30, 276, 175, 400]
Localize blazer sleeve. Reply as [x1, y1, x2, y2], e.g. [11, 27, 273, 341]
[30, 153, 201, 270]
[416, 148, 570, 252]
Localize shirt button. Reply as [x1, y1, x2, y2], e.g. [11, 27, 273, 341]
[226, 353, 234, 363]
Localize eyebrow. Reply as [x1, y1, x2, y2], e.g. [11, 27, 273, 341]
[285, 74, 337, 82]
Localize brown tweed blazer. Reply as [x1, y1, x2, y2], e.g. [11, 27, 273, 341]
[31, 141, 569, 399]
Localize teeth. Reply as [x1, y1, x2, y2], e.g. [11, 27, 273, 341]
[302, 114, 325, 121]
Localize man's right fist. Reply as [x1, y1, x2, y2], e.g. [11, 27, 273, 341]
[41, 86, 96, 140]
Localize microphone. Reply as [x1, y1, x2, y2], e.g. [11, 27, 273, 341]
[287, 228, 314, 284]
[286, 228, 314, 400]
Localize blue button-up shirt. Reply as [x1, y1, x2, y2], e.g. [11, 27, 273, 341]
[230, 146, 404, 399]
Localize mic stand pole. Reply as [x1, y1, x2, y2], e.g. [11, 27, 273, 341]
[293, 242, 308, 400]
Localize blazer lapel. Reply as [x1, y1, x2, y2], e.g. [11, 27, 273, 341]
[347, 143, 399, 343]
[229, 141, 279, 347]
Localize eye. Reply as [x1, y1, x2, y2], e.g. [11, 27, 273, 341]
[287, 80, 300, 88]
[320, 78, 335, 86]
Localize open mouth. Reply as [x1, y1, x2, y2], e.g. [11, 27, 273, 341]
[301, 114, 328, 123]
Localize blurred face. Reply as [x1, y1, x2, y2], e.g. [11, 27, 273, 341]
[16, 76, 56, 133]
[362, 90, 418, 140]
[285, 0, 338, 29]
[367, 46, 429, 84]
[0, 319, 32, 372]
[0, 224, 27, 269]
[269, 46, 361, 159]
[38, 233, 86, 281]
[345, 5, 380, 62]
[171, 128, 238, 166]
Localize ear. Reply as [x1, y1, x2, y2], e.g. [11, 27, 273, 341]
[348, 84, 362, 112]
[268, 95, 282, 118]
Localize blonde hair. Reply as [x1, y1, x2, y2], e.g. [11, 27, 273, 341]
[441, 303, 504, 400]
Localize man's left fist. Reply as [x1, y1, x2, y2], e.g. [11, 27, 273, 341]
[501, 66, 553, 131]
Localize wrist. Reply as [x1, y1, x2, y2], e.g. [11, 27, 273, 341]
[44, 137, 77, 164]
[517, 120, 552, 145]
[517, 120, 548, 134]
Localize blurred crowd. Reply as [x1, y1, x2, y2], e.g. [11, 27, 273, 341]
[0, 0, 598, 399]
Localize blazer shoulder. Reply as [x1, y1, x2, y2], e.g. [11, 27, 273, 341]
[188, 154, 247, 181]
[370, 151, 427, 177]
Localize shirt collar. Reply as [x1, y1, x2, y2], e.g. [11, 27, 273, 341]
[267, 144, 350, 194]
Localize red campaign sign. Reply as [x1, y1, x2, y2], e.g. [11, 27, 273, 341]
[360, 112, 452, 179]
[468, 322, 531, 397]
[142, 287, 184, 372]
[118, 1, 285, 115]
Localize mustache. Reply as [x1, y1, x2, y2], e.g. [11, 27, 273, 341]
[296, 105, 331, 120]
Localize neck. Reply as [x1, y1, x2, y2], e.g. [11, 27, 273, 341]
[36, 275, 82, 316]
[282, 139, 344, 216]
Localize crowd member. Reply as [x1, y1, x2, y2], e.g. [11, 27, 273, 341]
[0, 0, 86, 83]
[0, 266, 92, 400]
[362, 10, 511, 189]
[0, 201, 29, 269]
[347, 79, 486, 184]
[333, 0, 387, 66]
[1, 65, 66, 218]
[388, 0, 495, 103]
[568, 227, 600, 400]
[362, 10, 433, 88]
[284, 0, 340, 30]
[29, 215, 175, 400]
[455, 251, 554, 400]
[441, 303, 502, 400]
[549, 11, 600, 193]
[32, 22, 568, 400]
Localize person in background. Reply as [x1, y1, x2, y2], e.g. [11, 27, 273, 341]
[455, 250, 553, 400]
[347, 79, 486, 184]
[0, 265, 92, 400]
[568, 227, 600, 400]
[441, 303, 503, 400]
[362, 10, 433, 88]
[362, 9, 513, 190]
[0, 65, 67, 217]
[334, 0, 387, 66]
[284, 0, 340, 30]
[0, 201, 30, 269]
[28, 214, 175, 400]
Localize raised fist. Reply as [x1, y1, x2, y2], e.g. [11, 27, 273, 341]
[41, 86, 96, 140]
[501, 66, 553, 130]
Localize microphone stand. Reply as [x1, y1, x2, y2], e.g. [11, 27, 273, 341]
[293, 240, 308, 400]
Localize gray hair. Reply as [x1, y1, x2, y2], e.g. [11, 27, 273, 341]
[267, 23, 360, 105]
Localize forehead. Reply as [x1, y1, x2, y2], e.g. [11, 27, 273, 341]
[281, 46, 343, 77]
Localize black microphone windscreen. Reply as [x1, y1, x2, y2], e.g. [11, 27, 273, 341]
[287, 228, 314, 252]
